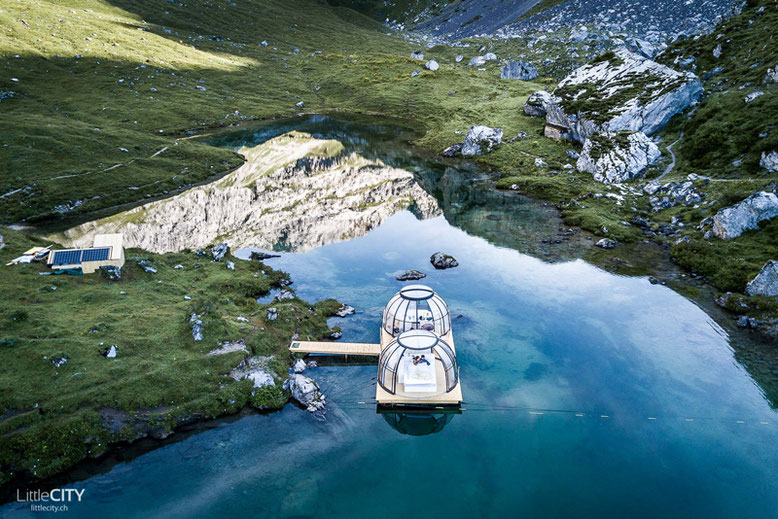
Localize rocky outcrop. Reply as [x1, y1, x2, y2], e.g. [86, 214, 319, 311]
[645, 179, 704, 211]
[190, 314, 204, 341]
[411, 51, 424, 60]
[396, 270, 426, 281]
[55, 133, 441, 253]
[293, 358, 307, 374]
[430, 252, 459, 269]
[545, 49, 702, 143]
[524, 91, 552, 117]
[761, 151, 778, 173]
[576, 131, 661, 183]
[284, 374, 325, 412]
[461, 125, 503, 156]
[335, 304, 355, 317]
[712, 192, 778, 240]
[501, 61, 538, 80]
[229, 356, 277, 388]
[211, 243, 228, 261]
[746, 261, 778, 298]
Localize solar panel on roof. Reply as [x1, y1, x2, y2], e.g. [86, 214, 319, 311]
[51, 250, 83, 266]
[82, 247, 111, 262]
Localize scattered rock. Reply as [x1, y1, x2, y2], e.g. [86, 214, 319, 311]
[746, 260, 778, 297]
[761, 151, 778, 173]
[411, 69, 422, 77]
[103, 345, 117, 358]
[51, 356, 67, 368]
[100, 265, 121, 280]
[236, 316, 249, 322]
[455, 55, 463, 63]
[283, 374, 325, 412]
[293, 358, 307, 373]
[275, 289, 295, 302]
[764, 65, 778, 84]
[712, 191, 778, 239]
[500, 61, 538, 80]
[577, 131, 661, 184]
[335, 304, 355, 317]
[411, 50, 424, 60]
[226, 260, 235, 270]
[190, 314, 204, 341]
[266, 307, 278, 321]
[430, 252, 459, 269]
[524, 90, 553, 117]
[534, 157, 548, 168]
[396, 270, 426, 281]
[468, 55, 487, 67]
[211, 243, 228, 261]
[595, 238, 618, 249]
[713, 43, 722, 59]
[295, 101, 304, 108]
[207, 340, 248, 356]
[425, 60, 439, 71]
[461, 125, 502, 156]
[745, 91, 765, 103]
[442, 142, 463, 157]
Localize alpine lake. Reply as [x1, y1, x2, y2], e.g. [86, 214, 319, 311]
[4, 116, 778, 518]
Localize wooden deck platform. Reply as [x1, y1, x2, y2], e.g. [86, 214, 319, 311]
[289, 340, 381, 356]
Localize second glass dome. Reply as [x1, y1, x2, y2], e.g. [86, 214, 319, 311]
[382, 284, 451, 337]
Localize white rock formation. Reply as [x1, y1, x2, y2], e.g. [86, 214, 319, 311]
[501, 61, 538, 80]
[524, 90, 553, 117]
[425, 60, 439, 71]
[576, 131, 661, 184]
[761, 151, 778, 173]
[293, 358, 307, 373]
[712, 192, 778, 240]
[746, 261, 778, 298]
[545, 49, 703, 143]
[284, 374, 325, 412]
[461, 125, 503, 156]
[54, 133, 440, 253]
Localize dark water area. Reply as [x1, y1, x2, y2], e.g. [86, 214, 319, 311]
[5, 116, 777, 518]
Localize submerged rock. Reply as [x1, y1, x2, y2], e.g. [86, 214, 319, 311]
[545, 49, 702, 143]
[746, 261, 778, 297]
[396, 269, 426, 281]
[461, 125, 503, 156]
[284, 374, 325, 412]
[576, 131, 661, 184]
[335, 304, 355, 317]
[712, 191, 778, 239]
[501, 61, 538, 80]
[595, 238, 618, 249]
[524, 90, 553, 117]
[430, 252, 459, 269]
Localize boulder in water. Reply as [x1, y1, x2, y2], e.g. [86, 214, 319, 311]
[576, 131, 661, 184]
[283, 374, 325, 412]
[712, 191, 778, 240]
[430, 252, 458, 269]
[396, 270, 426, 281]
[746, 260, 778, 297]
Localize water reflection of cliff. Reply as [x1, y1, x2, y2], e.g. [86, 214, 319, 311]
[55, 132, 441, 253]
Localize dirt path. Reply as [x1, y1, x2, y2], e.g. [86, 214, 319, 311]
[657, 131, 683, 181]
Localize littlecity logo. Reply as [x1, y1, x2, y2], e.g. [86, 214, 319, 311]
[17, 488, 85, 513]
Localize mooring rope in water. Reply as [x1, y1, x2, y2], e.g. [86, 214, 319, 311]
[331, 400, 777, 426]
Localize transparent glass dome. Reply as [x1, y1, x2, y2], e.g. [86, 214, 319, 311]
[377, 329, 458, 396]
[382, 284, 451, 337]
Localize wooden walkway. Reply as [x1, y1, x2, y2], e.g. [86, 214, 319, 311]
[289, 340, 381, 356]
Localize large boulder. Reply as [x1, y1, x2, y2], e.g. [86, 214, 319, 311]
[283, 374, 325, 412]
[468, 56, 487, 67]
[746, 260, 778, 297]
[211, 243, 228, 261]
[712, 191, 778, 240]
[524, 91, 552, 117]
[430, 252, 458, 269]
[576, 131, 661, 184]
[461, 125, 502, 156]
[501, 61, 538, 80]
[761, 151, 778, 173]
[545, 49, 703, 143]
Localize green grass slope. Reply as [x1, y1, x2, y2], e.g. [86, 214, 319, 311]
[0, 227, 341, 485]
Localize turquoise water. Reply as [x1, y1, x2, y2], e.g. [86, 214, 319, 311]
[4, 118, 778, 518]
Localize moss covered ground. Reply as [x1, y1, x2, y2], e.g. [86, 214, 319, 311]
[0, 227, 340, 485]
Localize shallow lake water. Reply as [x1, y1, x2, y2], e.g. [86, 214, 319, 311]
[5, 117, 778, 518]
